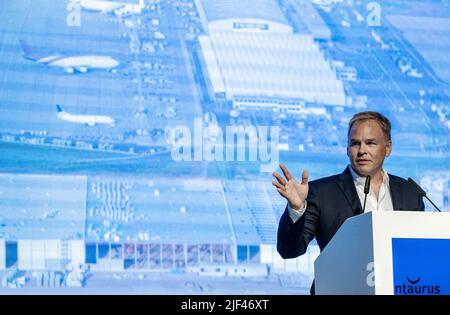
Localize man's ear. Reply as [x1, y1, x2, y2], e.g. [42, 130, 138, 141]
[385, 140, 392, 157]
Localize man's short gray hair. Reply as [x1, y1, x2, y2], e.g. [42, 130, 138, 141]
[348, 111, 392, 141]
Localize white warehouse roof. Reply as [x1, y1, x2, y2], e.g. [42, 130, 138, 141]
[197, 0, 289, 26]
[200, 31, 347, 106]
[195, 0, 293, 33]
[0, 174, 87, 240]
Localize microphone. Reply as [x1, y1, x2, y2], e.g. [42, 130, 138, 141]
[407, 178, 442, 212]
[362, 175, 371, 213]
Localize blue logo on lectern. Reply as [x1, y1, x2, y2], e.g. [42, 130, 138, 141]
[392, 238, 450, 295]
[394, 277, 441, 295]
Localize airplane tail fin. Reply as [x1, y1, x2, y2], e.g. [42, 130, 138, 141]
[56, 104, 63, 113]
[19, 40, 44, 61]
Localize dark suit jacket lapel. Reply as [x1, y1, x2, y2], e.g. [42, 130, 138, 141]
[337, 166, 363, 215]
[389, 175, 403, 210]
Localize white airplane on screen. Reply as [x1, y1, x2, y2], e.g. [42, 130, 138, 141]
[73, 0, 145, 15]
[56, 105, 115, 126]
[20, 40, 119, 74]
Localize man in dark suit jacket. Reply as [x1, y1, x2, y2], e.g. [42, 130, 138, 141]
[272, 111, 424, 294]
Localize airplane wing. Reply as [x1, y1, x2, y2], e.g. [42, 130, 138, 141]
[100, 3, 125, 14]
[74, 66, 89, 73]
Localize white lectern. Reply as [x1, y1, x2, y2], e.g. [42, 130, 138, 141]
[314, 211, 450, 295]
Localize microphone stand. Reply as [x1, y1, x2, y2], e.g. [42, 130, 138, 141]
[362, 175, 371, 213]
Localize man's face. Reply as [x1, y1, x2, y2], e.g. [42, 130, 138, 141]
[347, 119, 392, 177]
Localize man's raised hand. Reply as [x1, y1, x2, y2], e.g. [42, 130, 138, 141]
[272, 164, 309, 211]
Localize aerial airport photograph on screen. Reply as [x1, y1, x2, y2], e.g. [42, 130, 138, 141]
[0, 0, 449, 294]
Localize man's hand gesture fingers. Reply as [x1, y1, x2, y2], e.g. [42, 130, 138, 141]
[280, 163, 294, 181]
[301, 170, 309, 185]
[272, 171, 287, 186]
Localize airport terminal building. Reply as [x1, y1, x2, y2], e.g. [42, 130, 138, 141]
[195, 0, 346, 110]
[0, 174, 318, 276]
